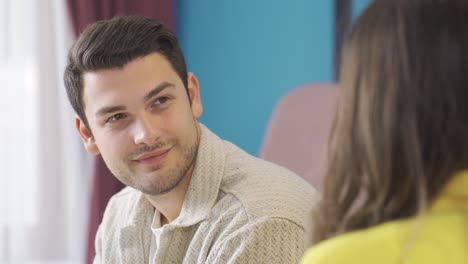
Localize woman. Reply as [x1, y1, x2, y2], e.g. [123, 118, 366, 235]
[302, 0, 468, 263]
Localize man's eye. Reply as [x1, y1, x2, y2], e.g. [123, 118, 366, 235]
[107, 113, 127, 123]
[153, 97, 170, 106]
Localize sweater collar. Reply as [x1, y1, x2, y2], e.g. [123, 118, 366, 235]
[171, 123, 226, 226]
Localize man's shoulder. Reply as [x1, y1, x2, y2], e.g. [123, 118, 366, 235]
[219, 140, 319, 228]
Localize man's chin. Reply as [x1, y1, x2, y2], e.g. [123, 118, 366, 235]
[136, 176, 185, 196]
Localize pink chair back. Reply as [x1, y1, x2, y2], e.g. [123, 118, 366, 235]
[260, 83, 339, 190]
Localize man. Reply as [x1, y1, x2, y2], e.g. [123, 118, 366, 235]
[64, 15, 318, 263]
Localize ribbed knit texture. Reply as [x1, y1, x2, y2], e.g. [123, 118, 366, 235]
[93, 124, 319, 264]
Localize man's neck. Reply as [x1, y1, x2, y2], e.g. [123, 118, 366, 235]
[144, 165, 195, 225]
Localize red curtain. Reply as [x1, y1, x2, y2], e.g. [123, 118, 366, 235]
[65, 1, 174, 263]
[67, 0, 175, 34]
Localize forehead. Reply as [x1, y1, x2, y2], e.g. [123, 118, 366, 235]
[81, 52, 182, 110]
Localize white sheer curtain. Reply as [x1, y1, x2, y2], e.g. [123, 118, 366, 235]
[0, 0, 91, 263]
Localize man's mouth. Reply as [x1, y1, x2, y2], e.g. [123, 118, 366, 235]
[132, 147, 172, 164]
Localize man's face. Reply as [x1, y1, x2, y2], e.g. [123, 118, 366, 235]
[77, 52, 203, 195]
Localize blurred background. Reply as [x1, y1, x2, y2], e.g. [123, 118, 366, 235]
[0, 0, 369, 263]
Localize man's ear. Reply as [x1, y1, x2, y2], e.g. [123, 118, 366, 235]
[187, 72, 203, 119]
[75, 116, 100, 155]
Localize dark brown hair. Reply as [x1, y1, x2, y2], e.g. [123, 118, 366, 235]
[313, 0, 468, 243]
[64, 16, 188, 129]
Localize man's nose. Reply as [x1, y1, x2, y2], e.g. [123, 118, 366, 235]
[133, 114, 160, 145]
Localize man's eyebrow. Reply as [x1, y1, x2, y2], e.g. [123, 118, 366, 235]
[143, 82, 175, 103]
[95, 105, 126, 117]
[94, 82, 175, 118]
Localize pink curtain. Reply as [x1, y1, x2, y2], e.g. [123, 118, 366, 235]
[65, 1, 175, 263]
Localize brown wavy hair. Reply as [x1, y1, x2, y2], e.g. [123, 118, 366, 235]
[64, 16, 188, 131]
[312, 0, 468, 243]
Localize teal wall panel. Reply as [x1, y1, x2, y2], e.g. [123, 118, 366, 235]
[352, 0, 371, 18]
[177, 1, 334, 155]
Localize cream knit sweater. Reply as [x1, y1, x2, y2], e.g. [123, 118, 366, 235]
[94, 124, 319, 264]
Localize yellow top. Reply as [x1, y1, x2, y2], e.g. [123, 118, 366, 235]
[302, 171, 468, 264]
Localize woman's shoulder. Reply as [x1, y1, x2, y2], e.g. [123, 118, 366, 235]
[302, 211, 468, 264]
[302, 221, 403, 264]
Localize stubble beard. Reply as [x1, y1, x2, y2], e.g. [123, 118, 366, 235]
[114, 125, 200, 196]
[143, 139, 198, 195]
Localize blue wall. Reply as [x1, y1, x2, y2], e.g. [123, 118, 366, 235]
[352, 0, 371, 18]
[177, 1, 334, 155]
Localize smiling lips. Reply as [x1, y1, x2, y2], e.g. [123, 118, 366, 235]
[133, 148, 172, 164]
